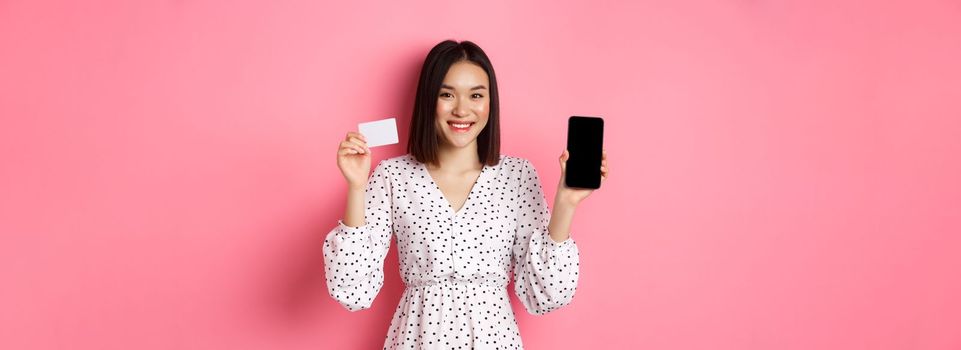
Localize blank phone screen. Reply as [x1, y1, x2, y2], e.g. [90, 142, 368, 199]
[565, 116, 604, 189]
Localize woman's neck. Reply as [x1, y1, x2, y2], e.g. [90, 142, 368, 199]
[430, 143, 481, 172]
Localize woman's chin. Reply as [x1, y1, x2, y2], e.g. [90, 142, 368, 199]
[442, 135, 477, 148]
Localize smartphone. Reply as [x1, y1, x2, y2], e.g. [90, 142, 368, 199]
[565, 116, 604, 189]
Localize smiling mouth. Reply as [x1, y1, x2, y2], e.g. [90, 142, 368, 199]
[447, 121, 475, 133]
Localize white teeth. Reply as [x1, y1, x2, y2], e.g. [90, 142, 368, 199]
[450, 123, 472, 128]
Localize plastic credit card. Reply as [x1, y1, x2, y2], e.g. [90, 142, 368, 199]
[358, 117, 399, 147]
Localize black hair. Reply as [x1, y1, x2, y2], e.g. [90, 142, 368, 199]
[407, 40, 501, 166]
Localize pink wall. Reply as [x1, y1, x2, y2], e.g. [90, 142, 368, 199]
[2, 0, 960, 349]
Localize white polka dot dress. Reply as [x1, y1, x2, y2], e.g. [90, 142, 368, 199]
[323, 153, 580, 349]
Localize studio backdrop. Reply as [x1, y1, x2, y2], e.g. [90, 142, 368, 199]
[1, 0, 960, 349]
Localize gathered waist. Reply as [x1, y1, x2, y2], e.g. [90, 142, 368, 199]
[404, 275, 508, 289]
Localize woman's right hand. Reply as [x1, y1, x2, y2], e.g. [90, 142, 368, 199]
[337, 131, 371, 189]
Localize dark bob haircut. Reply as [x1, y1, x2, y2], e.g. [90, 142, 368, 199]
[407, 40, 501, 167]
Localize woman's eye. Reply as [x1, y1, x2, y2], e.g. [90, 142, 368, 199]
[440, 92, 452, 98]
[472, 94, 484, 98]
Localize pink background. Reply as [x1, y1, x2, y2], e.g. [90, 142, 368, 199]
[2, 0, 960, 349]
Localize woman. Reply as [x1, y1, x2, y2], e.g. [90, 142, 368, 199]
[324, 40, 609, 349]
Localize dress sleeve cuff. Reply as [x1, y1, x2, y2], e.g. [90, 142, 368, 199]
[336, 219, 367, 234]
[544, 231, 575, 250]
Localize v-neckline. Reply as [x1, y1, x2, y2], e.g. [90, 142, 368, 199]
[416, 155, 489, 216]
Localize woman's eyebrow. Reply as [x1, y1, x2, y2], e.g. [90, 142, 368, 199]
[440, 84, 488, 91]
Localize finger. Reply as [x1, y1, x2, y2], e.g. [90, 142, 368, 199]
[340, 140, 362, 151]
[347, 134, 367, 144]
[349, 145, 366, 154]
[346, 131, 367, 142]
[347, 136, 369, 152]
[340, 141, 365, 154]
[338, 147, 358, 155]
[343, 139, 367, 153]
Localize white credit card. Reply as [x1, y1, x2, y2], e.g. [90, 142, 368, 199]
[358, 117, 399, 147]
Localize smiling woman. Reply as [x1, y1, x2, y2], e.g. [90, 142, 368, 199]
[436, 66, 489, 139]
[408, 40, 501, 167]
[327, 39, 606, 350]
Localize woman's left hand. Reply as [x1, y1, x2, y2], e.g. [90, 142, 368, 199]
[556, 149, 608, 207]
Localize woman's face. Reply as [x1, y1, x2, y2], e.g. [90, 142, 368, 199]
[435, 61, 490, 150]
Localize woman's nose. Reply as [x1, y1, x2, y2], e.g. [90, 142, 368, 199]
[452, 104, 469, 117]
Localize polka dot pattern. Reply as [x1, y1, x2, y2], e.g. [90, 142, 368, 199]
[323, 153, 580, 349]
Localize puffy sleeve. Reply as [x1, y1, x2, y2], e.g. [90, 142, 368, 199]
[511, 159, 581, 315]
[323, 160, 394, 311]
